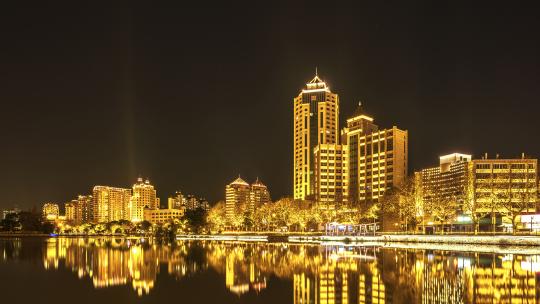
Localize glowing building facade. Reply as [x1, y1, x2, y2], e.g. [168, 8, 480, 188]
[313, 144, 348, 209]
[168, 191, 185, 210]
[418, 153, 472, 209]
[250, 178, 271, 208]
[92, 186, 131, 223]
[471, 157, 538, 224]
[344, 105, 408, 206]
[42, 203, 60, 221]
[143, 208, 184, 224]
[225, 177, 271, 220]
[293, 75, 408, 208]
[129, 178, 158, 222]
[65, 202, 76, 222]
[294, 74, 340, 201]
[225, 177, 252, 220]
[76, 194, 93, 224]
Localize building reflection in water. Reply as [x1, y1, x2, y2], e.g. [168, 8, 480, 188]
[29, 238, 540, 302]
[42, 238, 205, 296]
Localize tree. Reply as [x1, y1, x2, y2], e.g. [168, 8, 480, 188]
[207, 202, 227, 233]
[431, 196, 458, 234]
[1, 213, 21, 232]
[19, 211, 42, 231]
[242, 211, 254, 231]
[137, 221, 152, 234]
[495, 174, 536, 234]
[462, 165, 491, 234]
[253, 203, 273, 231]
[183, 207, 207, 234]
[273, 198, 295, 231]
[380, 177, 421, 232]
[363, 203, 380, 235]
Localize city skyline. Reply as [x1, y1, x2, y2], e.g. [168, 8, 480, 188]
[2, 2, 540, 209]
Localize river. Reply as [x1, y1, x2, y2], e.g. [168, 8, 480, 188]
[0, 237, 538, 303]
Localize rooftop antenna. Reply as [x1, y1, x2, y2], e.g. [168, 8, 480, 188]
[315, 66, 318, 77]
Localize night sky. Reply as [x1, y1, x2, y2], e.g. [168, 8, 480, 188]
[1, 2, 539, 210]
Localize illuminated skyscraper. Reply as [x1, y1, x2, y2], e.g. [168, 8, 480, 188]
[76, 194, 93, 224]
[343, 104, 408, 205]
[293, 72, 339, 200]
[65, 202, 76, 222]
[93, 186, 131, 222]
[129, 178, 158, 222]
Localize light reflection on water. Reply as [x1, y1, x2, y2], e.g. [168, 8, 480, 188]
[1, 237, 540, 303]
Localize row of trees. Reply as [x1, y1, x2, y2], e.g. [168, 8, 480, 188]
[380, 174, 537, 235]
[206, 198, 382, 233]
[0, 211, 55, 233]
[1, 207, 209, 237]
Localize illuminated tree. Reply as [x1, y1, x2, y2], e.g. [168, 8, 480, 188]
[207, 201, 227, 232]
[494, 174, 536, 234]
[253, 203, 274, 231]
[273, 198, 295, 231]
[431, 196, 458, 234]
[380, 177, 421, 232]
[461, 165, 490, 234]
[363, 203, 380, 234]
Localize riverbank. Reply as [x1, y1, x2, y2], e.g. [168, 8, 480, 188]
[176, 233, 540, 255]
[0, 232, 50, 237]
[177, 233, 540, 246]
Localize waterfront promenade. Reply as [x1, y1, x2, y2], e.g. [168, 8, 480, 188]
[177, 233, 540, 246]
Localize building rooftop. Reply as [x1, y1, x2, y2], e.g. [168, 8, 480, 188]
[229, 176, 249, 186]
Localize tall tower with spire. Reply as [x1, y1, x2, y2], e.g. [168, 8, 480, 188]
[293, 71, 340, 200]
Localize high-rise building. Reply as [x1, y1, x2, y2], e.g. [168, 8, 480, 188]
[418, 153, 472, 208]
[42, 203, 60, 221]
[129, 178, 158, 222]
[343, 104, 408, 206]
[93, 186, 132, 223]
[65, 202, 76, 222]
[76, 195, 93, 223]
[225, 177, 252, 220]
[250, 178, 271, 208]
[313, 144, 348, 209]
[293, 73, 339, 200]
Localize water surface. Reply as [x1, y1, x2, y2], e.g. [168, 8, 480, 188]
[1, 237, 539, 303]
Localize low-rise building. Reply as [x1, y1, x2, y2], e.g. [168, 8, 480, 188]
[471, 155, 538, 231]
[143, 208, 184, 224]
[418, 153, 472, 209]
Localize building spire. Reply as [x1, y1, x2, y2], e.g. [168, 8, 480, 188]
[315, 66, 318, 77]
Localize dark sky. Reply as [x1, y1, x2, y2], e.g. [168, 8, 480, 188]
[1, 1, 539, 209]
